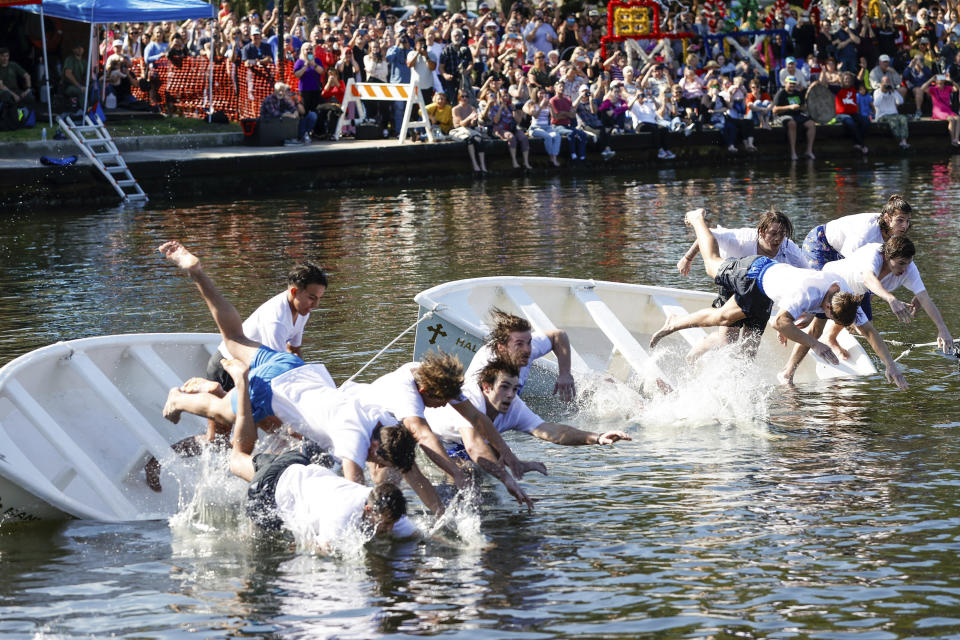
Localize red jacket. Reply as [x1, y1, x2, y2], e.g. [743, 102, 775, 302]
[835, 87, 859, 115]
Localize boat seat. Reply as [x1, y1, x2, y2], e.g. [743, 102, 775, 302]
[572, 285, 665, 383]
[3, 379, 139, 521]
[651, 294, 709, 348]
[127, 344, 207, 431]
[499, 283, 590, 373]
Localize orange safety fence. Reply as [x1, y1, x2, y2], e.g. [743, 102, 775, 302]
[128, 57, 302, 121]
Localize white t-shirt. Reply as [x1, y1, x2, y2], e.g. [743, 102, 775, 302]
[275, 465, 416, 546]
[407, 50, 437, 90]
[712, 226, 806, 267]
[424, 378, 543, 443]
[464, 332, 553, 394]
[822, 243, 925, 297]
[270, 364, 392, 467]
[220, 290, 309, 359]
[824, 212, 883, 258]
[760, 262, 868, 325]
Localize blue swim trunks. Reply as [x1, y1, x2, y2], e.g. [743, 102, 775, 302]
[801, 224, 842, 270]
[445, 441, 471, 461]
[229, 346, 305, 423]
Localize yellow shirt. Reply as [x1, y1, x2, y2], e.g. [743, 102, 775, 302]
[426, 103, 453, 133]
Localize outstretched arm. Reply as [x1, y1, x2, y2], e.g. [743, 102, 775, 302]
[677, 239, 700, 275]
[452, 401, 546, 478]
[857, 321, 908, 390]
[530, 422, 631, 445]
[403, 416, 468, 489]
[402, 462, 445, 515]
[544, 329, 576, 401]
[774, 311, 840, 365]
[863, 271, 913, 322]
[460, 426, 534, 511]
[912, 290, 954, 353]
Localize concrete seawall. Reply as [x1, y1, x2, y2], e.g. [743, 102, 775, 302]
[0, 120, 949, 208]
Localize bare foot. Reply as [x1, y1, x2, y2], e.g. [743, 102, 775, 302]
[158, 240, 200, 270]
[776, 369, 795, 385]
[650, 315, 678, 348]
[828, 340, 851, 360]
[805, 151, 815, 159]
[162, 387, 183, 424]
[790, 153, 799, 161]
[180, 377, 223, 395]
[683, 208, 706, 227]
[655, 377, 673, 394]
[220, 358, 249, 387]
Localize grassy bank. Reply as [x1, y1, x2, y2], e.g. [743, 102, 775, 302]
[0, 116, 239, 144]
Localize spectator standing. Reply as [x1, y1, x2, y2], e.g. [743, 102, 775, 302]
[242, 27, 272, 67]
[293, 42, 324, 114]
[408, 36, 437, 129]
[439, 29, 473, 104]
[386, 33, 412, 134]
[523, 9, 558, 62]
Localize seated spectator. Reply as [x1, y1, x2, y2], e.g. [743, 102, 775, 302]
[317, 68, 345, 138]
[819, 57, 843, 92]
[700, 78, 738, 153]
[104, 42, 137, 108]
[873, 75, 910, 149]
[772, 75, 816, 160]
[903, 55, 933, 118]
[778, 56, 808, 90]
[549, 79, 588, 160]
[678, 66, 705, 126]
[60, 42, 89, 108]
[485, 86, 532, 169]
[628, 83, 673, 159]
[260, 82, 317, 144]
[425, 90, 453, 138]
[657, 83, 689, 133]
[575, 84, 615, 159]
[722, 76, 756, 151]
[450, 89, 491, 175]
[922, 74, 960, 146]
[524, 85, 562, 166]
[745, 77, 773, 129]
[0, 47, 34, 109]
[834, 71, 869, 154]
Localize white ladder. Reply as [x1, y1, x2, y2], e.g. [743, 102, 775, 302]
[56, 114, 148, 203]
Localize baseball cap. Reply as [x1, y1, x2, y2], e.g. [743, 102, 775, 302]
[879, 54, 891, 62]
[113, 39, 123, 48]
[578, 84, 589, 93]
[785, 56, 796, 64]
[250, 26, 261, 35]
[479, 1, 490, 8]
[785, 75, 798, 83]
[588, 9, 599, 16]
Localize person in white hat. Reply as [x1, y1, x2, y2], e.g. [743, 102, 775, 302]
[869, 54, 906, 100]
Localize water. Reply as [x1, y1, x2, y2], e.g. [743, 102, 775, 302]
[2, 159, 960, 638]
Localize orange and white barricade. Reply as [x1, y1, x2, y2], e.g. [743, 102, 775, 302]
[334, 79, 434, 144]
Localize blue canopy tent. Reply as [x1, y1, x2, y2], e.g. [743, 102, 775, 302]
[11, 0, 216, 125]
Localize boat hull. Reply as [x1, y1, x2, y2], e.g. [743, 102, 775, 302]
[0, 333, 221, 525]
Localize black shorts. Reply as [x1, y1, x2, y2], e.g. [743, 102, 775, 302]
[779, 112, 810, 126]
[712, 287, 769, 333]
[206, 348, 233, 392]
[714, 256, 774, 328]
[246, 450, 311, 531]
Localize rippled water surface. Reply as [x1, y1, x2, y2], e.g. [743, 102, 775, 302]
[2, 159, 960, 638]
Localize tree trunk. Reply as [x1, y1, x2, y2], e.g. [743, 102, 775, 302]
[299, 0, 320, 33]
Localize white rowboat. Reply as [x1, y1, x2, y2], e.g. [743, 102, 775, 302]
[0, 333, 220, 525]
[413, 276, 876, 390]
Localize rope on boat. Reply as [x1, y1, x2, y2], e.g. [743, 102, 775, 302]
[855, 335, 960, 365]
[343, 304, 443, 385]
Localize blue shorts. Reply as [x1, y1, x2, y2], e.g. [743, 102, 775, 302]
[801, 224, 842, 270]
[229, 346, 305, 423]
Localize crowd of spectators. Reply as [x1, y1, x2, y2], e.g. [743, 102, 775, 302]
[3, 0, 960, 160]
